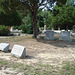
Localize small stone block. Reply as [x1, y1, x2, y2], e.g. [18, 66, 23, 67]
[0, 43, 10, 52]
[11, 44, 26, 58]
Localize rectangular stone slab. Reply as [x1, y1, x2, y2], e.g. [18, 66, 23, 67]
[11, 44, 26, 58]
[59, 31, 72, 42]
[44, 30, 55, 40]
[0, 43, 10, 52]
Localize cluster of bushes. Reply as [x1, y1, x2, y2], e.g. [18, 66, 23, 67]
[12, 24, 33, 34]
[0, 11, 22, 26]
[0, 25, 10, 36]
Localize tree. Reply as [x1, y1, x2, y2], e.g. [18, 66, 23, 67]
[0, 0, 67, 38]
[53, 0, 67, 7]
[52, 5, 75, 30]
[0, 0, 29, 26]
[0, 11, 22, 26]
[18, 0, 59, 38]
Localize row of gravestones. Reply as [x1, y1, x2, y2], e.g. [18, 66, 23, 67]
[0, 43, 26, 58]
[44, 30, 72, 42]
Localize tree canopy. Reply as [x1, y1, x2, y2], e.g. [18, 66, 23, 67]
[0, 0, 67, 38]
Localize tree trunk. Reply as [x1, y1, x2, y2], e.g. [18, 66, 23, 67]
[32, 11, 37, 38]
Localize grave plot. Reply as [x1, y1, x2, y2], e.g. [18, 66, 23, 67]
[44, 30, 55, 40]
[0, 43, 10, 52]
[11, 44, 26, 58]
[59, 31, 72, 42]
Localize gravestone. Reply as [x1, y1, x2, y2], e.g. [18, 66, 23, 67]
[44, 30, 55, 40]
[10, 27, 13, 31]
[59, 31, 72, 42]
[0, 43, 10, 52]
[42, 25, 47, 33]
[44, 25, 46, 30]
[11, 44, 26, 58]
[72, 25, 75, 33]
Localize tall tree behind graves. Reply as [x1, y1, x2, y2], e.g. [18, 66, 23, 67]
[0, 0, 67, 38]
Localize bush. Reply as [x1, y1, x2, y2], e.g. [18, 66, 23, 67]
[12, 26, 19, 30]
[26, 24, 33, 34]
[18, 24, 27, 33]
[18, 24, 33, 34]
[0, 25, 10, 36]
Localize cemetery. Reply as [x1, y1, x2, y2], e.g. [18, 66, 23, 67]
[0, 25, 75, 75]
[0, 0, 75, 75]
[0, 34, 75, 74]
[0, 24, 75, 75]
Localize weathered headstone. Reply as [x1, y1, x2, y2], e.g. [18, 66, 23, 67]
[44, 30, 55, 40]
[10, 27, 13, 31]
[59, 31, 72, 42]
[42, 25, 47, 33]
[44, 25, 46, 30]
[0, 43, 10, 52]
[52, 28, 54, 31]
[11, 44, 26, 58]
[72, 25, 75, 33]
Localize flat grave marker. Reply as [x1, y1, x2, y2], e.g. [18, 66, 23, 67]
[11, 44, 26, 58]
[0, 43, 10, 52]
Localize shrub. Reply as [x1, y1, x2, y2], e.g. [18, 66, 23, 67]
[18, 24, 33, 34]
[18, 24, 27, 33]
[0, 25, 10, 36]
[26, 24, 33, 34]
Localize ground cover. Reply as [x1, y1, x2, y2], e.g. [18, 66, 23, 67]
[0, 35, 75, 75]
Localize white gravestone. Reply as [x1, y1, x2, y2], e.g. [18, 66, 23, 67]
[59, 31, 72, 42]
[11, 44, 26, 58]
[42, 25, 47, 33]
[0, 43, 10, 52]
[44, 30, 55, 40]
[44, 25, 46, 30]
[10, 27, 13, 31]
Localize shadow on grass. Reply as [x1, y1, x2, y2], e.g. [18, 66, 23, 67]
[24, 55, 36, 59]
[36, 38, 75, 48]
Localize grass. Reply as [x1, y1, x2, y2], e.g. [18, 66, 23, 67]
[0, 35, 34, 43]
[72, 39, 75, 42]
[0, 35, 75, 75]
[0, 59, 75, 75]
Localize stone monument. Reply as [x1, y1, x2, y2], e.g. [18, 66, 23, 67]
[72, 25, 75, 33]
[59, 31, 72, 42]
[44, 25, 46, 30]
[0, 43, 10, 52]
[11, 44, 26, 58]
[44, 30, 55, 40]
[10, 27, 13, 31]
[42, 25, 47, 33]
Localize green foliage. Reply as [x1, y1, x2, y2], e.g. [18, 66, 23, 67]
[0, 60, 8, 65]
[19, 24, 33, 34]
[26, 24, 33, 34]
[12, 26, 19, 30]
[52, 5, 75, 30]
[54, 0, 67, 7]
[60, 62, 75, 75]
[66, 0, 75, 6]
[37, 14, 44, 27]
[19, 24, 27, 33]
[22, 13, 32, 26]
[0, 11, 22, 26]
[39, 10, 54, 30]
[0, 25, 10, 36]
